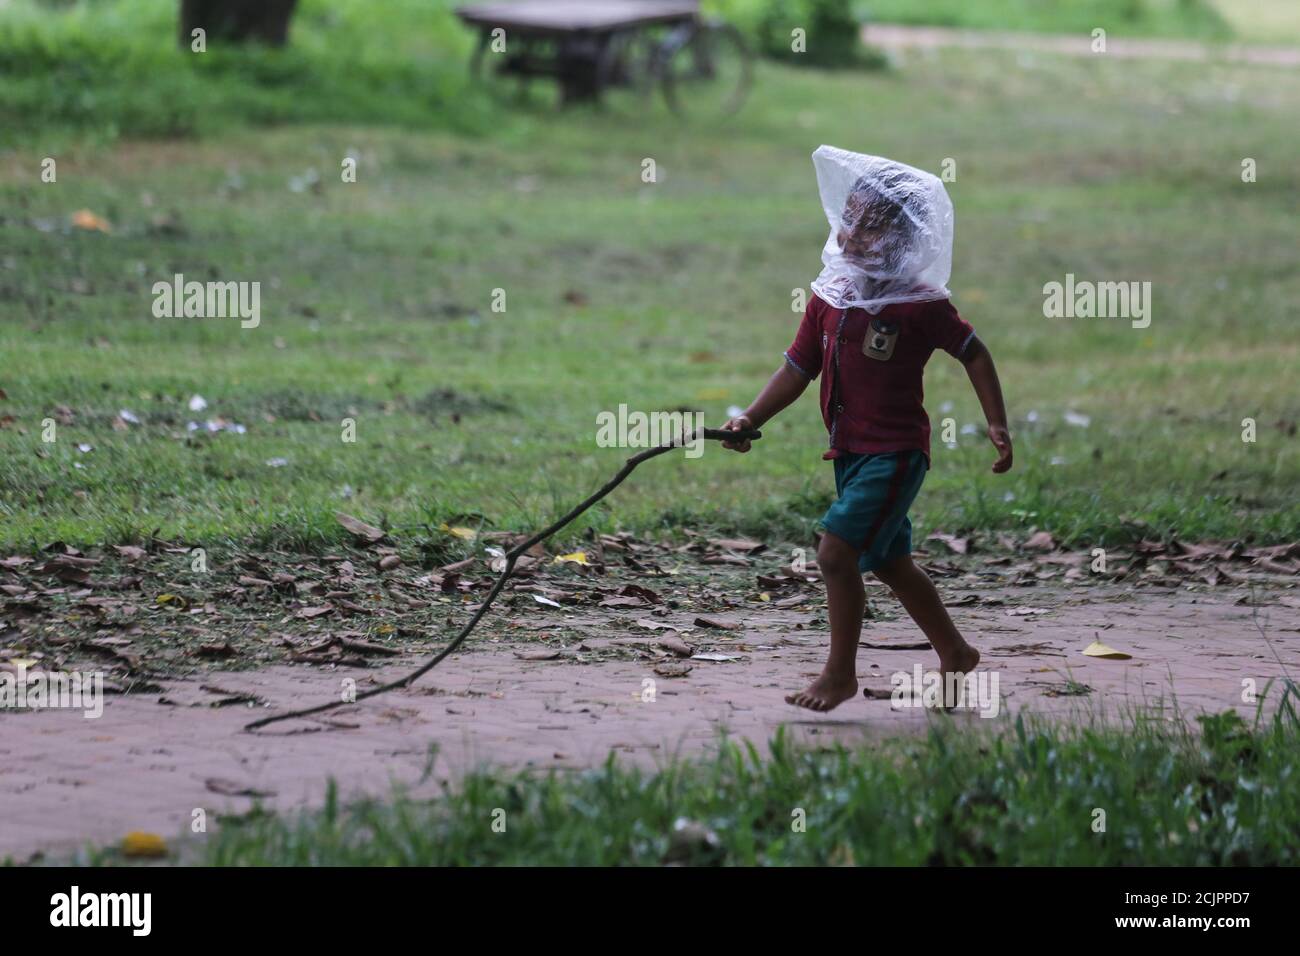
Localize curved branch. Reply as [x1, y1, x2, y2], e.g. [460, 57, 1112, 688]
[245, 427, 760, 731]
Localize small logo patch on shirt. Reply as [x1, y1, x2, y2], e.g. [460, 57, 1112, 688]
[863, 319, 898, 361]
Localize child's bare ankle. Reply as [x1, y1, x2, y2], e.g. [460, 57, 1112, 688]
[939, 642, 980, 673]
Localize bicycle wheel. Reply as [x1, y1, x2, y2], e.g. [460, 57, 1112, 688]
[659, 20, 752, 119]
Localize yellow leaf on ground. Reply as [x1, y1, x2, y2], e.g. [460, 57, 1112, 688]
[554, 552, 589, 566]
[71, 209, 112, 233]
[438, 523, 477, 541]
[121, 831, 168, 858]
[1082, 639, 1132, 660]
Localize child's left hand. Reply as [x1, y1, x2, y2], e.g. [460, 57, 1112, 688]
[988, 424, 1013, 473]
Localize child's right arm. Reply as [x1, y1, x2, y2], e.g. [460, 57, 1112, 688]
[720, 362, 811, 453]
[723, 299, 823, 452]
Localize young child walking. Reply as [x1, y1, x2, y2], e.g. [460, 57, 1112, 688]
[722, 146, 1012, 712]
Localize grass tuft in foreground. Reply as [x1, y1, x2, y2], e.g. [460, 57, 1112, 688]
[171, 693, 1300, 866]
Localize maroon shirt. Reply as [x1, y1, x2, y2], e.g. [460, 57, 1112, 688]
[784, 293, 976, 461]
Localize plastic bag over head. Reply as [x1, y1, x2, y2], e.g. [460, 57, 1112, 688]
[809, 145, 953, 314]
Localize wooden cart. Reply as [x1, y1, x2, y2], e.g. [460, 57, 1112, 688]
[455, 1, 752, 116]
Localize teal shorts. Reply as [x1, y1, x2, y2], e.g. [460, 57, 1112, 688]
[820, 449, 928, 574]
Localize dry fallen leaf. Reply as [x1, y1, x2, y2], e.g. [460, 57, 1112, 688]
[654, 661, 693, 678]
[71, 209, 111, 233]
[635, 618, 679, 631]
[196, 642, 236, 659]
[120, 832, 168, 858]
[926, 532, 969, 555]
[514, 648, 560, 661]
[693, 615, 740, 631]
[554, 551, 590, 566]
[655, 635, 693, 657]
[709, 537, 766, 554]
[700, 553, 750, 566]
[1024, 531, 1056, 551]
[619, 584, 662, 604]
[1082, 637, 1132, 660]
[336, 512, 386, 544]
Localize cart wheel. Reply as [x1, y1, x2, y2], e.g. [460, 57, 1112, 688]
[596, 28, 657, 115]
[659, 20, 752, 119]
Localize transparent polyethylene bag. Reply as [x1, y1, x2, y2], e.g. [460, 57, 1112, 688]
[809, 145, 954, 314]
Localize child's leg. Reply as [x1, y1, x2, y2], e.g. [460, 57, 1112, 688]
[873, 553, 980, 683]
[785, 530, 863, 712]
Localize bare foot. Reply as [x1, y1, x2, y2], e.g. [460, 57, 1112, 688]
[785, 672, 859, 712]
[937, 643, 981, 708]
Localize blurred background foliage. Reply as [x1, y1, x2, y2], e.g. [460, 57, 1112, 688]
[0, 0, 1266, 146]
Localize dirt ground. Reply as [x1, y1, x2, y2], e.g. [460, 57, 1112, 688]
[3, 553, 1298, 862]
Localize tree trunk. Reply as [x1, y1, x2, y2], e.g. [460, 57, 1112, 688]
[180, 0, 300, 48]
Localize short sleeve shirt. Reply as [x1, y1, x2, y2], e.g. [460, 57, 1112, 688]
[784, 293, 976, 460]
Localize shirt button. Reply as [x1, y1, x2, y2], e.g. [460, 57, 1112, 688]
[836, 404, 845, 412]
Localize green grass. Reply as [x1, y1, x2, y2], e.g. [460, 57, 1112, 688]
[2, 6, 1298, 555]
[142, 698, 1300, 865]
[0, 0, 487, 148]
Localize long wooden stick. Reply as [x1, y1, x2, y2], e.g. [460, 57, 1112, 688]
[245, 426, 761, 731]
